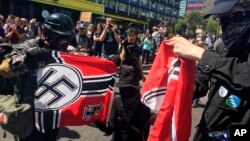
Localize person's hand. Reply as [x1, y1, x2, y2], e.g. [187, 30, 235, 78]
[104, 24, 110, 30]
[166, 37, 205, 61]
[0, 59, 18, 77]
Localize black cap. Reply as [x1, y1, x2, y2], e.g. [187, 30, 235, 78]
[204, 0, 238, 18]
[116, 73, 140, 89]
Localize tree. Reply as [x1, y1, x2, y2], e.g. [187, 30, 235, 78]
[206, 19, 220, 35]
[174, 18, 188, 35]
[185, 12, 206, 38]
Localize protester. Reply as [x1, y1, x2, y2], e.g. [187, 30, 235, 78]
[158, 21, 167, 41]
[100, 18, 120, 58]
[151, 26, 159, 46]
[86, 23, 94, 42]
[5, 15, 22, 44]
[95, 73, 151, 141]
[142, 34, 153, 64]
[73, 23, 92, 56]
[118, 28, 144, 82]
[0, 13, 76, 141]
[168, 0, 250, 140]
[25, 18, 42, 40]
[93, 23, 104, 57]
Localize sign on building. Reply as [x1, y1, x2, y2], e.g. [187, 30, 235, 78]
[80, 12, 92, 22]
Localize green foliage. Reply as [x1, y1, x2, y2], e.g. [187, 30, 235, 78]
[174, 18, 188, 35]
[175, 12, 210, 38]
[206, 19, 220, 35]
[186, 12, 206, 30]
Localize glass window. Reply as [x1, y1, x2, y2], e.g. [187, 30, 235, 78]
[106, 0, 116, 9]
[141, 0, 149, 6]
[118, 2, 128, 12]
[157, 14, 164, 20]
[158, 4, 164, 12]
[130, 6, 138, 15]
[131, 0, 138, 3]
[140, 9, 147, 17]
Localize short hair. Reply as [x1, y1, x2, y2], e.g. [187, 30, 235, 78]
[106, 18, 113, 22]
[126, 28, 137, 35]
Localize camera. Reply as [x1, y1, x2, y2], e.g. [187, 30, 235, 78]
[108, 24, 113, 28]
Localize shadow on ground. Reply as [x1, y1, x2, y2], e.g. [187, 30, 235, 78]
[57, 127, 81, 140]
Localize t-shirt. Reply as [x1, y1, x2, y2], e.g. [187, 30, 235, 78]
[143, 38, 153, 51]
[103, 30, 119, 55]
[76, 35, 92, 49]
[122, 42, 141, 66]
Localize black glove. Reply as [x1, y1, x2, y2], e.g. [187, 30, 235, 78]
[95, 120, 113, 135]
[25, 47, 51, 69]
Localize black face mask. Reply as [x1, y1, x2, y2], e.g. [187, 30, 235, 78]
[220, 11, 250, 53]
[50, 36, 74, 52]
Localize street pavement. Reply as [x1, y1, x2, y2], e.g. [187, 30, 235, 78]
[0, 64, 207, 141]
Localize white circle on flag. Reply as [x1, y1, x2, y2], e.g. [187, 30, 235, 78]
[35, 63, 82, 111]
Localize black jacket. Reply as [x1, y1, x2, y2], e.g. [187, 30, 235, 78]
[193, 37, 250, 140]
[96, 97, 151, 141]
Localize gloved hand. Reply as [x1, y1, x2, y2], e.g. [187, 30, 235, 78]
[95, 120, 113, 135]
[0, 59, 18, 77]
[25, 47, 51, 69]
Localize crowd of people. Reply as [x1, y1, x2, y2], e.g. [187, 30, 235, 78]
[0, 14, 168, 63]
[1, 0, 250, 141]
[0, 12, 167, 141]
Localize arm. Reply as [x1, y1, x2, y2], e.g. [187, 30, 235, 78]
[112, 29, 121, 44]
[99, 26, 108, 42]
[193, 66, 210, 99]
[95, 97, 119, 135]
[0, 40, 49, 77]
[93, 33, 101, 42]
[119, 45, 126, 62]
[198, 50, 250, 91]
[168, 37, 250, 91]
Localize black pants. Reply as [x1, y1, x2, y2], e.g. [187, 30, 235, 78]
[142, 49, 150, 64]
[20, 128, 59, 141]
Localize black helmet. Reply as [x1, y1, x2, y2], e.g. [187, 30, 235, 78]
[42, 13, 76, 51]
[43, 13, 76, 36]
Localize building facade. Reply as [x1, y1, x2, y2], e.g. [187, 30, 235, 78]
[186, 0, 204, 14]
[178, 0, 187, 17]
[91, 0, 180, 26]
[0, 0, 180, 32]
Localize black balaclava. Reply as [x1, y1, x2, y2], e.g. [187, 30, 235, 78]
[220, 11, 250, 58]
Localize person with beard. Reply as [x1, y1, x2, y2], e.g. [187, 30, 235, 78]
[0, 13, 76, 141]
[167, 0, 250, 140]
[100, 18, 120, 58]
[95, 73, 151, 141]
[73, 23, 92, 56]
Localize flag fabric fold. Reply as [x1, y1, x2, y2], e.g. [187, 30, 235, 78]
[34, 51, 117, 133]
[141, 41, 196, 141]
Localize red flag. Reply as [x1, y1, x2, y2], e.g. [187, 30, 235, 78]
[34, 51, 117, 133]
[141, 41, 196, 141]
